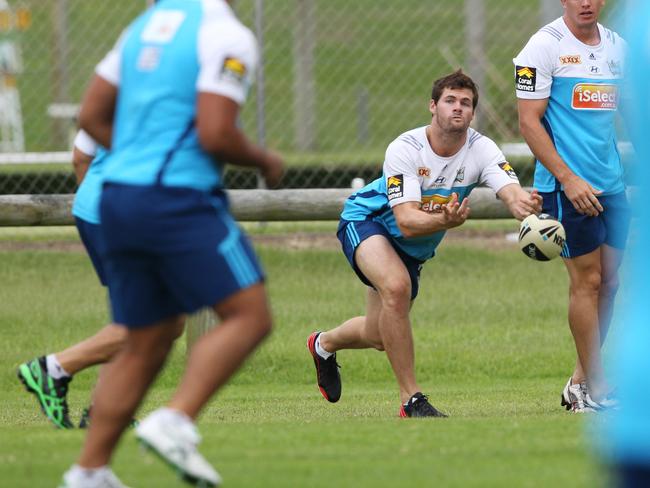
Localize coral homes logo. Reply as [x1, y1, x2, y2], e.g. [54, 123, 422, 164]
[571, 83, 618, 110]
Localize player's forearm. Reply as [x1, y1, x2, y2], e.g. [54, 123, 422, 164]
[202, 125, 274, 172]
[519, 117, 575, 185]
[72, 148, 93, 185]
[396, 211, 449, 238]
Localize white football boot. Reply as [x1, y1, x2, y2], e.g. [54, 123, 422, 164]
[136, 408, 221, 487]
[561, 378, 597, 413]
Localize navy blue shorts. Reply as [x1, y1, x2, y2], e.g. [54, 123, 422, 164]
[100, 183, 264, 329]
[75, 217, 108, 286]
[541, 191, 630, 258]
[337, 219, 424, 300]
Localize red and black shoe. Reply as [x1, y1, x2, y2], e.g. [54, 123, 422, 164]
[307, 331, 341, 403]
[399, 392, 447, 418]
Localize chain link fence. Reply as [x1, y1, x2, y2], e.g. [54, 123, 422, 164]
[0, 0, 625, 194]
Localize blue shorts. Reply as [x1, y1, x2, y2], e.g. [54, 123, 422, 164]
[337, 219, 424, 300]
[541, 191, 630, 258]
[75, 217, 108, 286]
[100, 183, 264, 328]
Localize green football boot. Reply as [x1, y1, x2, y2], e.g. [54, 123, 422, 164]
[17, 356, 74, 429]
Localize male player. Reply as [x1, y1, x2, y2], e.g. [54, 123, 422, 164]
[514, 0, 628, 413]
[59, 0, 283, 486]
[17, 130, 148, 430]
[307, 71, 542, 418]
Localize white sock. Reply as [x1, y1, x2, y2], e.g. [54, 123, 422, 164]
[65, 464, 109, 482]
[315, 334, 333, 359]
[46, 354, 71, 379]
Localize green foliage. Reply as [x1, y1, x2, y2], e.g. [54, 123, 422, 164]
[0, 228, 606, 487]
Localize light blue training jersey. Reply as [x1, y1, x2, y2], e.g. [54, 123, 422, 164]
[95, 0, 257, 192]
[514, 17, 626, 195]
[598, 1, 650, 466]
[342, 126, 518, 262]
[72, 146, 107, 225]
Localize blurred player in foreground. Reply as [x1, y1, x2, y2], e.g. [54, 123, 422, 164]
[17, 131, 156, 430]
[59, 0, 283, 486]
[307, 70, 542, 417]
[514, 0, 628, 413]
[597, 1, 650, 485]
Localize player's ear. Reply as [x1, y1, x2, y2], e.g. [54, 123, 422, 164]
[429, 99, 436, 116]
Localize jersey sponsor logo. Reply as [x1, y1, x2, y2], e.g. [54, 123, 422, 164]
[417, 167, 430, 177]
[220, 57, 247, 83]
[515, 66, 536, 92]
[559, 55, 581, 65]
[421, 194, 452, 213]
[141, 10, 186, 43]
[498, 162, 518, 179]
[454, 167, 465, 183]
[387, 174, 404, 200]
[571, 83, 618, 110]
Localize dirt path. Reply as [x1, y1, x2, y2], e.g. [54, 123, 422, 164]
[0, 228, 518, 253]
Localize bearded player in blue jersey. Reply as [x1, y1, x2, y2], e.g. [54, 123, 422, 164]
[59, 1, 283, 486]
[307, 71, 542, 418]
[514, 0, 628, 413]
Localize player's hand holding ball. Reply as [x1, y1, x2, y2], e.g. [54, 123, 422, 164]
[518, 213, 566, 261]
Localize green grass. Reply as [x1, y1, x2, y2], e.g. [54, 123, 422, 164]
[0, 226, 609, 487]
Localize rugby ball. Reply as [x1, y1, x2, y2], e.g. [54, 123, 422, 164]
[518, 213, 566, 261]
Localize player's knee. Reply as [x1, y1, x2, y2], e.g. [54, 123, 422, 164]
[601, 275, 620, 298]
[571, 269, 602, 295]
[379, 278, 411, 310]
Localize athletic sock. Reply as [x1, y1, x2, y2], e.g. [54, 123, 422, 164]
[315, 334, 334, 359]
[65, 464, 110, 482]
[46, 354, 71, 379]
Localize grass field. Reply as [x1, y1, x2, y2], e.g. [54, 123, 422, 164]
[0, 222, 612, 487]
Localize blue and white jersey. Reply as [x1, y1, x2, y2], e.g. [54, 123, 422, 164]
[342, 126, 518, 261]
[514, 17, 626, 195]
[95, 0, 257, 191]
[71, 130, 107, 225]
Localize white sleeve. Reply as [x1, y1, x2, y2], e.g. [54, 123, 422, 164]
[476, 138, 520, 192]
[196, 23, 258, 105]
[95, 29, 128, 86]
[512, 32, 557, 99]
[384, 141, 421, 207]
[73, 130, 98, 157]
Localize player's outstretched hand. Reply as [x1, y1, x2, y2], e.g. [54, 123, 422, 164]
[261, 151, 284, 189]
[442, 193, 470, 229]
[509, 188, 543, 221]
[563, 174, 603, 217]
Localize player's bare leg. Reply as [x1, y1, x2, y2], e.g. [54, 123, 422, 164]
[319, 287, 384, 351]
[55, 324, 127, 375]
[598, 244, 624, 346]
[564, 249, 608, 401]
[354, 236, 420, 403]
[76, 315, 185, 468]
[168, 283, 272, 418]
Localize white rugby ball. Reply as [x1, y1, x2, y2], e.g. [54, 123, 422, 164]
[518, 213, 566, 261]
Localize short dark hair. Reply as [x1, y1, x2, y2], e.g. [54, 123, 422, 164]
[431, 70, 479, 109]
